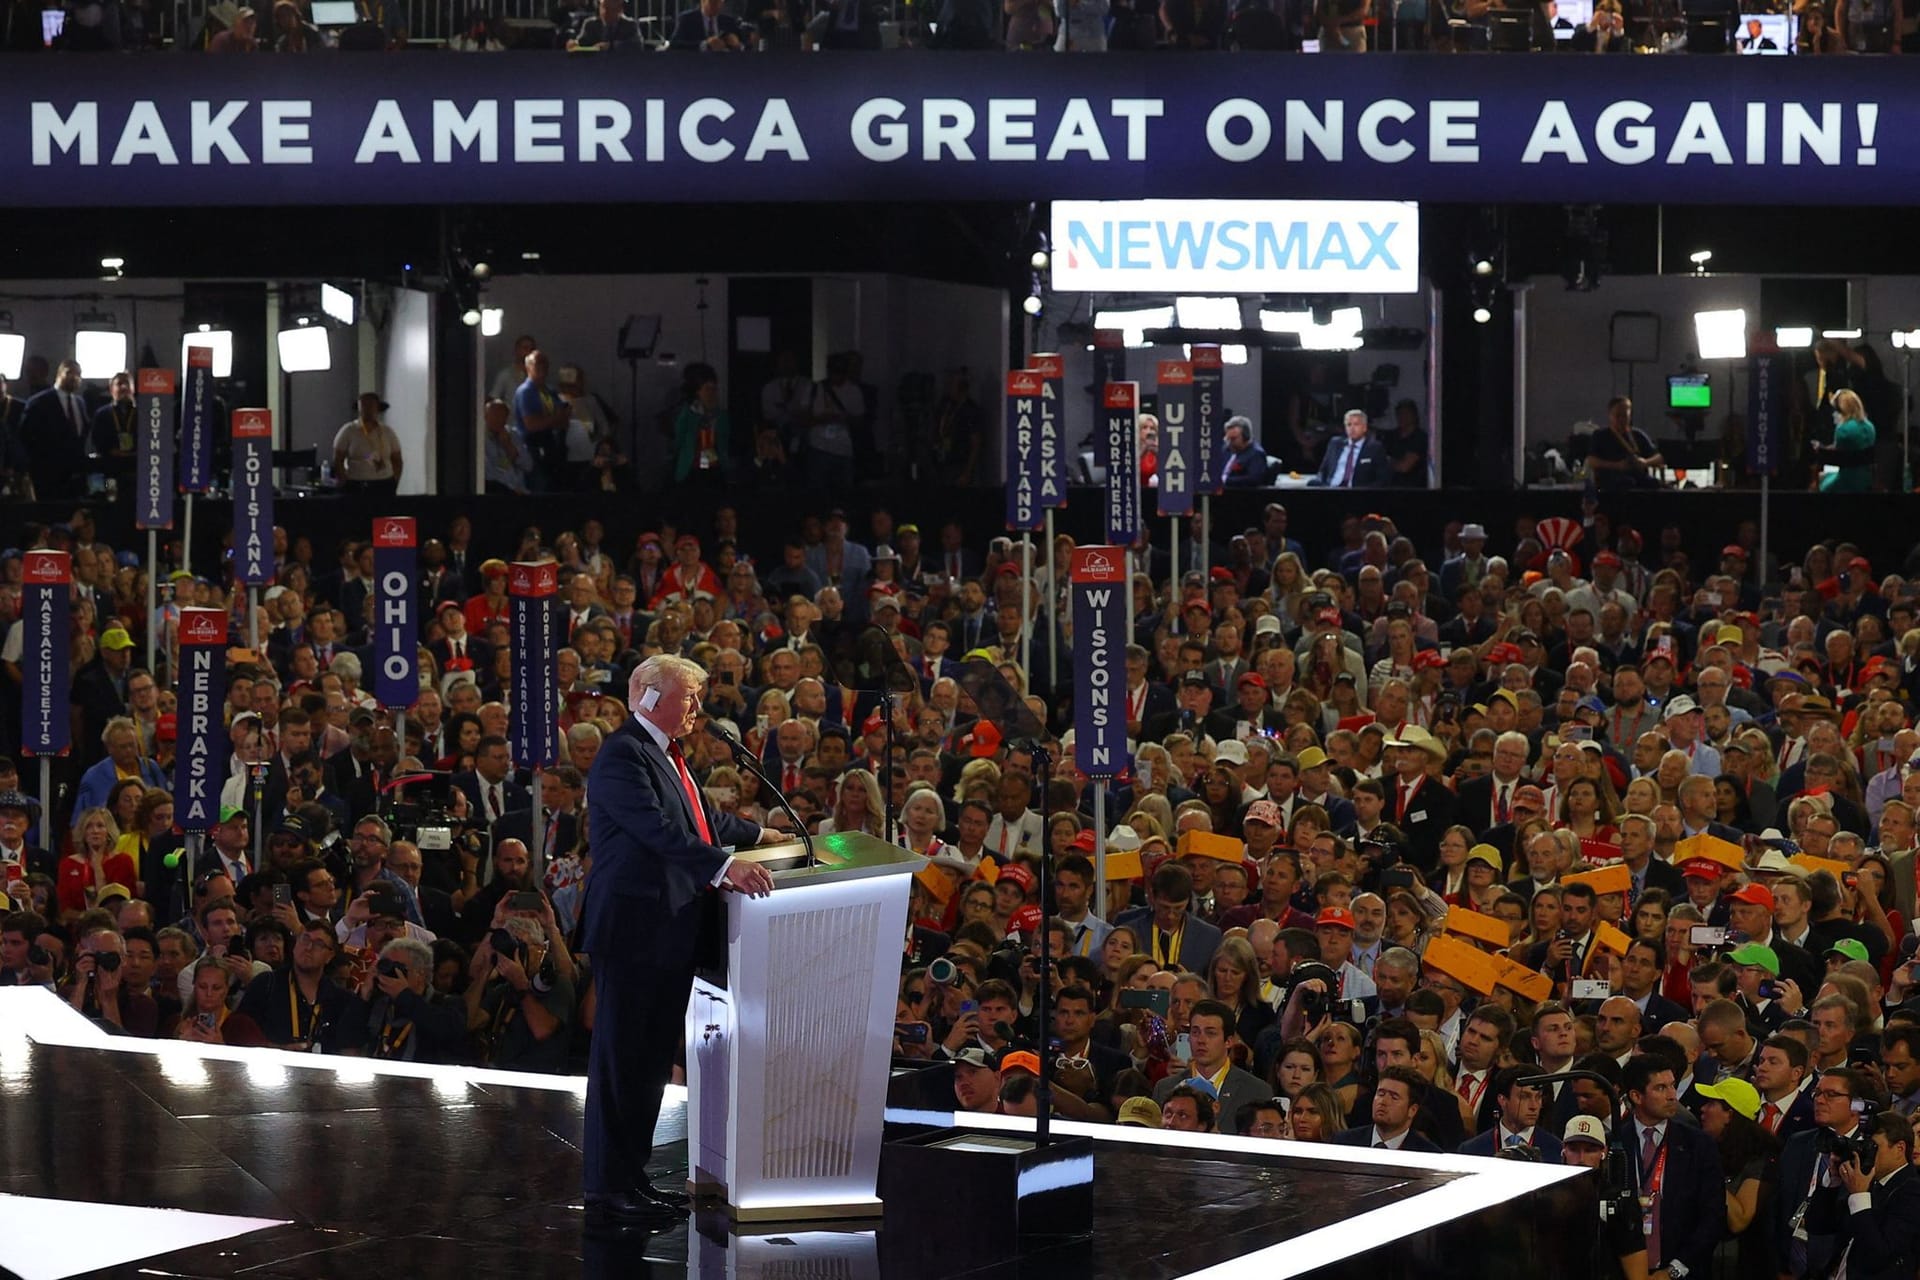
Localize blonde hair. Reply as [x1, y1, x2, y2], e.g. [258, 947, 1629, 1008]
[1834, 389, 1867, 422]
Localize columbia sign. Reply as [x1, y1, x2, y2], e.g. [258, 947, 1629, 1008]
[1050, 198, 1419, 294]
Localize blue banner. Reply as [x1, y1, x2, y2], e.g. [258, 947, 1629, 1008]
[1747, 355, 1786, 476]
[1103, 382, 1141, 547]
[1155, 361, 1195, 518]
[1071, 546, 1128, 778]
[373, 516, 419, 710]
[0, 57, 1908, 205]
[134, 368, 175, 530]
[180, 345, 215, 493]
[173, 607, 229, 831]
[231, 409, 274, 586]
[1031, 352, 1067, 510]
[1005, 369, 1045, 533]
[509, 560, 559, 769]
[1192, 345, 1224, 497]
[20, 552, 69, 758]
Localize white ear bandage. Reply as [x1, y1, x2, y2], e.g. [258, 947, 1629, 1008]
[640, 687, 661, 711]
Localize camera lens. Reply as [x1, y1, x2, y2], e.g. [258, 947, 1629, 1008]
[94, 951, 122, 973]
[929, 957, 957, 985]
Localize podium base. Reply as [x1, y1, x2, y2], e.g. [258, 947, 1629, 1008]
[687, 1178, 886, 1222]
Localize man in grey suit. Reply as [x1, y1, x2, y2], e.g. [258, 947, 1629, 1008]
[1313, 410, 1390, 488]
[581, 655, 779, 1230]
[1152, 999, 1268, 1134]
[1116, 861, 1222, 977]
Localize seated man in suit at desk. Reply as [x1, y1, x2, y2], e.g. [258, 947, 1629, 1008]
[669, 0, 749, 48]
[1314, 410, 1390, 488]
[569, 0, 643, 46]
[1218, 415, 1271, 487]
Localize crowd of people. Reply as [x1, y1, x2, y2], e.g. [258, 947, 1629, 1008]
[8, 484, 1920, 1276]
[10, 0, 1913, 52]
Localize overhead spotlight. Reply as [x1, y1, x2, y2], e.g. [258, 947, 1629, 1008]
[521, 251, 542, 263]
[1774, 327, 1815, 349]
[1689, 249, 1713, 274]
[1894, 329, 1920, 349]
[471, 261, 492, 282]
[0, 311, 21, 380]
[461, 308, 482, 327]
[1472, 258, 1495, 277]
[99, 256, 125, 280]
[1472, 304, 1492, 325]
[480, 307, 504, 338]
[1021, 294, 1044, 317]
[1030, 250, 1049, 271]
[1822, 328, 1862, 340]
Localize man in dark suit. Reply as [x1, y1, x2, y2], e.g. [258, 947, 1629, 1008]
[453, 735, 531, 829]
[1313, 410, 1390, 488]
[668, 0, 748, 48]
[1459, 1066, 1565, 1162]
[1776, 1066, 1875, 1277]
[1383, 728, 1454, 874]
[1614, 1053, 1726, 1280]
[429, 600, 493, 679]
[1808, 1111, 1920, 1280]
[1332, 1064, 1443, 1151]
[1622, 938, 1691, 1033]
[1452, 730, 1531, 837]
[21, 360, 92, 499]
[1218, 416, 1270, 487]
[581, 655, 777, 1229]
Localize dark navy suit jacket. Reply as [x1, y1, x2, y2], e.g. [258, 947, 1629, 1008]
[581, 716, 760, 958]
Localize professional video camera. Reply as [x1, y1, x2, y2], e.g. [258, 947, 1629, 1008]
[381, 771, 488, 865]
[1357, 836, 1416, 893]
[1280, 960, 1370, 1026]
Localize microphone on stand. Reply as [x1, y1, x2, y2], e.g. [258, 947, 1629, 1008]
[703, 722, 816, 867]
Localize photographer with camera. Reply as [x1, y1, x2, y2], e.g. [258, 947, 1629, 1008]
[177, 896, 268, 1009]
[1776, 1066, 1879, 1277]
[1, 910, 56, 987]
[332, 936, 467, 1063]
[65, 927, 157, 1036]
[466, 914, 574, 1073]
[1804, 1110, 1920, 1280]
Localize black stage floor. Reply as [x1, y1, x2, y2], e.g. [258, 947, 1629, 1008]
[0, 991, 1590, 1280]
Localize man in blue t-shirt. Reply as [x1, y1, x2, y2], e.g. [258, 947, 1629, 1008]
[511, 349, 572, 489]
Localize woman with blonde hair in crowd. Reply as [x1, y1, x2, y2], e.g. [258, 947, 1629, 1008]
[821, 768, 884, 838]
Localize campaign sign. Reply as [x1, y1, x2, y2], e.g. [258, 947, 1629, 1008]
[1030, 351, 1067, 510]
[134, 368, 175, 530]
[1103, 382, 1141, 547]
[372, 516, 419, 710]
[1071, 546, 1128, 777]
[20, 551, 70, 757]
[1005, 369, 1046, 532]
[180, 345, 215, 493]
[1191, 344, 1224, 496]
[509, 560, 559, 768]
[173, 607, 229, 831]
[231, 409, 274, 585]
[1747, 355, 1786, 476]
[1155, 360, 1195, 517]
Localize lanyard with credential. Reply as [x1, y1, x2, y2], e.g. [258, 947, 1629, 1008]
[1152, 922, 1185, 967]
[377, 1010, 415, 1058]
[288, 978, 314, 1042]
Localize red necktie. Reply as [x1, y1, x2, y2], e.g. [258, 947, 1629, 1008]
[784, 764, 799, 794]
[1760, 1102, 1779, 1134]
[1495, 783, 1510, 824]
[669, 741, 714, 844]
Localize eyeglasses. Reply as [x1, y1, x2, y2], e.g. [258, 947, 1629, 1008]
[1813, 1089, 1853, 1101]
[1055, 1054, 1090, 1073]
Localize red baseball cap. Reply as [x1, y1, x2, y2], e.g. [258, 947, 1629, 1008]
[1315, 907, 1356, 930]
[1009, 903, 1044, 933]
[998, 862, 1037, 893]
[1729, 883, 1775, 910]
[1071, 829, 1097, 853]
[1237, 672, 1267, 689]
[1680, 857, 1727, 880]
[156, 712, 177, 743]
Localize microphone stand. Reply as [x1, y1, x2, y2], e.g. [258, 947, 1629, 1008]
[879, 681, 897, 848]
[708, 726, 817, 867]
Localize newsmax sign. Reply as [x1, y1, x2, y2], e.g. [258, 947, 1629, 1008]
[1050, 198, 1419, 294]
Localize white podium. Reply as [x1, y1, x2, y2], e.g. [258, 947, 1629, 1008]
[685, 831, 918, 1221]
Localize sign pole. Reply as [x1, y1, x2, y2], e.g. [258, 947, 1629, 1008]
[1044, 509, 1057, 689]
[135, 367, 177, 677]
[1199, 496, 1211, 584]
[21, 550, 72, 847]
[509, 561, 560, 880]
[1020, 535, 1033, 679]
[248, 587, 260, 652]
[530, 767, 546, 879]
[145, 530, 158, 674]
[1155, 359, 1196, 634]
[182, 495, 194, 577]
[1071, 545, 1126, 885]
